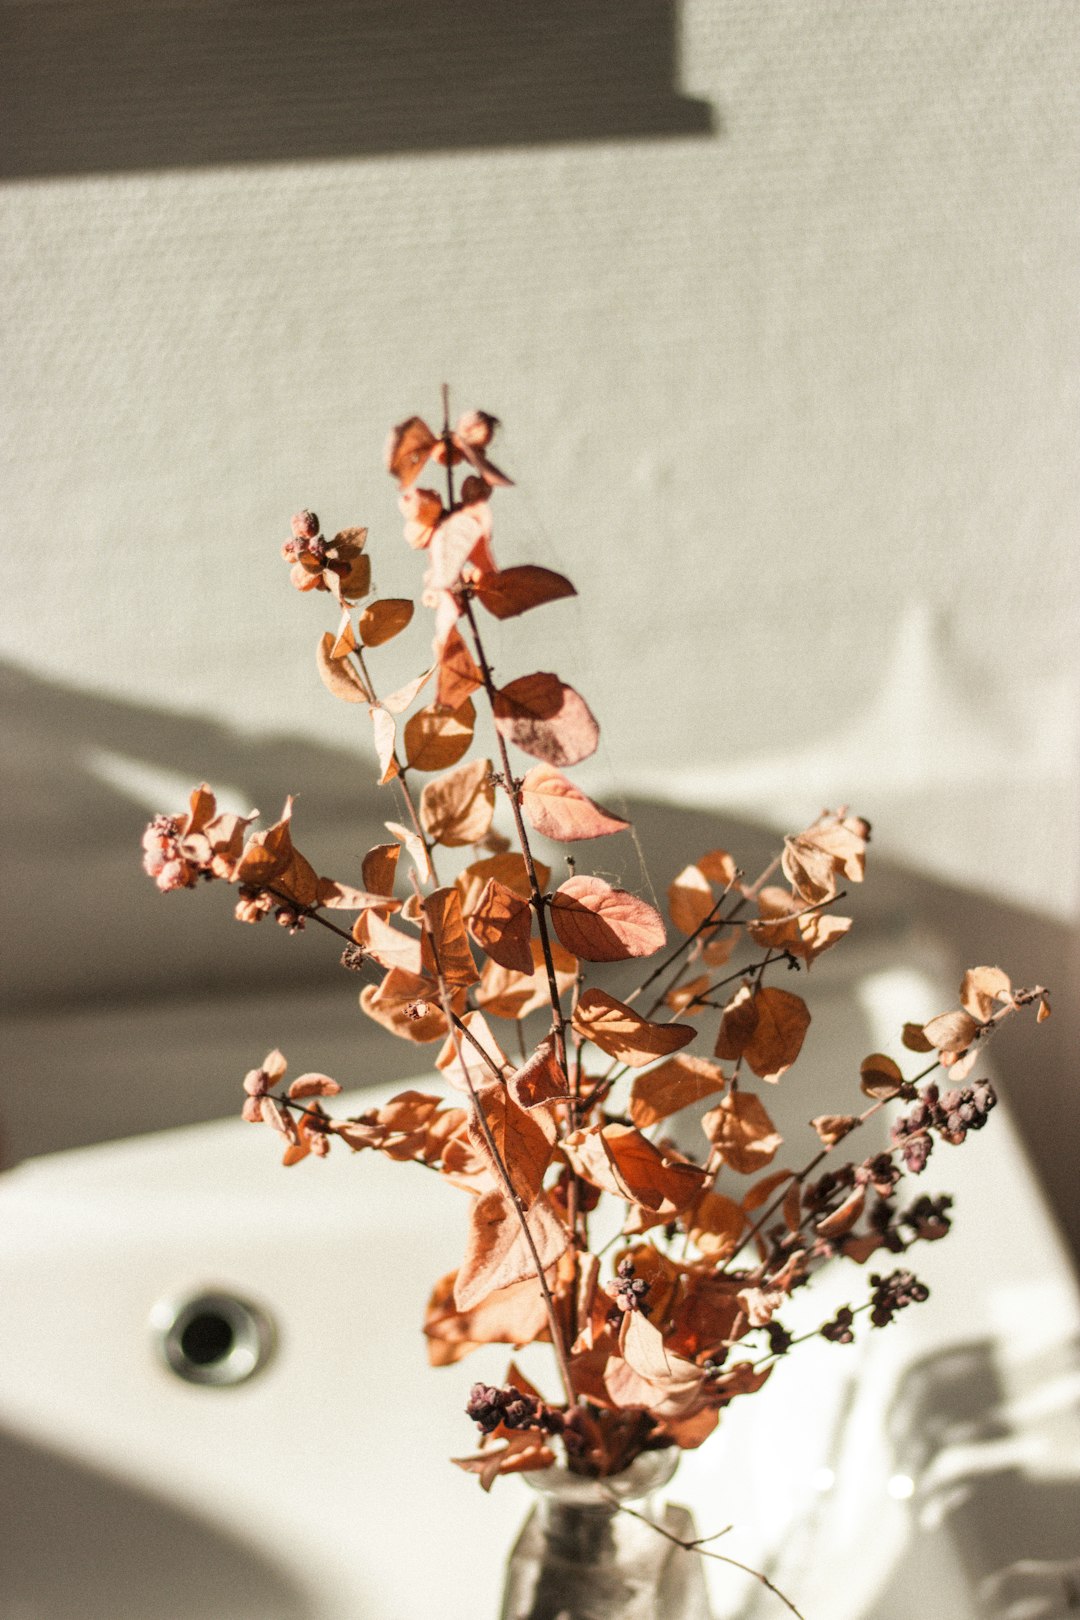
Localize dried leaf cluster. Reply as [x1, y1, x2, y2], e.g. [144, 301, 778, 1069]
[143, 399, 1049, 1504]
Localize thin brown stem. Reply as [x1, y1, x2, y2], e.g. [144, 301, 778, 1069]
[416, 877, 577, 1409]
[460, 596, 570, 1084]
[602, 1494, 806, 1620]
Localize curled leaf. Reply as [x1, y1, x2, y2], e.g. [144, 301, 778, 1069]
[316, 633, 371, 703]
[386, 416, 437, 487]
[564, 1123, 707, 1213]
[384, 819, 433, 884]
[360, 968, 449, 1043]
[811, 1113, 859, 1147]
[368, 705, 399, 784]
[508, 1038, 570, 1110]
[959, 966, 1012, 1021]
[687, 1191, 745, 1261]
[572, 988, 694, 1067]
[922, 1009, 980, 1054]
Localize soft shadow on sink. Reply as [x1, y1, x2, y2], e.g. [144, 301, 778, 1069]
[0, 1425, 315, 1620]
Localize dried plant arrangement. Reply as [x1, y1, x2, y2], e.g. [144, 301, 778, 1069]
[141, 397, 1049, 1614]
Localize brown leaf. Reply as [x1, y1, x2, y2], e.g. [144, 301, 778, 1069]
[455, 852, 548, 919]
[361, 841, 400, 897]
[384, 819, 432, 884]
[508, 1038, 570, 1110]
[452, 1432, 555, 1492]
[403, 699, 476, 772]
[744, 987, 811, 1081]
[381, 667, 435, 716]
[922, 1009, 980, 1053]
[328, 609, 358, 660]
[368, 705, 399, 784]
[287, 1073, 342, 1100]
[420, 887, 480, 988]
[359, 967, 448, 1043]
[468, 878, 535, 975]
[386, 416, 437, 487]
[697, 849, 737, 886]
[960, 965, 1012, 1021]
[492, 673, 599, 768]
[519, 763, 628, 842]
[470, 1080, 555, 1207]
[436, 1010, 509, 1092]
[902, 1021, 935, 1053]
[572, 988, 694, 1066]
[741, 1167, 795, 1213]
[316, 632, 371, 703]
[352, 908, 423, 975]
[453, 1189, 568, 1313]
[358, 597, 414, 648]
[424, 1269, 550, 1366]
[420, 758, 495, 848]
[549, 876, 666, 962]
[476, 937, 578, 1021]
[436, 624, 484, 709]
[667, 864, 716, 936]
[664, 974, 711, 1015]
[859, 1052, 905, 1099]
[564, 1123, 707, 1213]
[747, 885, 852, 965]
[427, 506, 491, 592]
[781, 835, 837, 905]
[473, 565, 576, 620]
[1037, 996, 1051, 1023]
[607, 1310, 707, 1418]
[816, 1186, 867, 1238]
[628, 1054, 727, 1129]
[687, 1191, 745, 1260]
[400, 486, 443, 550]
[702, 1091, 783, 1174]
[714, 985, 759, 1062]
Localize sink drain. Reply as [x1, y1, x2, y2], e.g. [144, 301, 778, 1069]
[150, 1290, 276, 1387]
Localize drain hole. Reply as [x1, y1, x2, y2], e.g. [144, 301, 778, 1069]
[150, 1290, 276, 1387]
[180, 1311, 235, 1367]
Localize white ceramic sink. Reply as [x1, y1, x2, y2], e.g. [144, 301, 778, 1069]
[0, 961, 1077, 1620]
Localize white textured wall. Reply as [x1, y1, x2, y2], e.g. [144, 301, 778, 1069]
[2, 2, 1077, 918]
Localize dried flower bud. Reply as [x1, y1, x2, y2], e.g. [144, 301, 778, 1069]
[291, 510, 320, 540]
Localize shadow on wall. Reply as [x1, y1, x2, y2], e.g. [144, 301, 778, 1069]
[1, 659, 1076, 1271]
[0, 0, 715, 180]
[0, 1424, 315, 1620]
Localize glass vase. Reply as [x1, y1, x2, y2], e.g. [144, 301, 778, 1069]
[499, 1448, 713, 1620]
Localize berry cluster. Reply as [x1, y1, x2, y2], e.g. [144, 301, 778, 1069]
[465, 1383, 564, 1437]
[606, 1257, 652, 1319]
[821, 1306, 856, 1344]
[141, 814, 205, 894]
[869, 1268, 929, 1327]
[892, 1078, 997, 1162]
